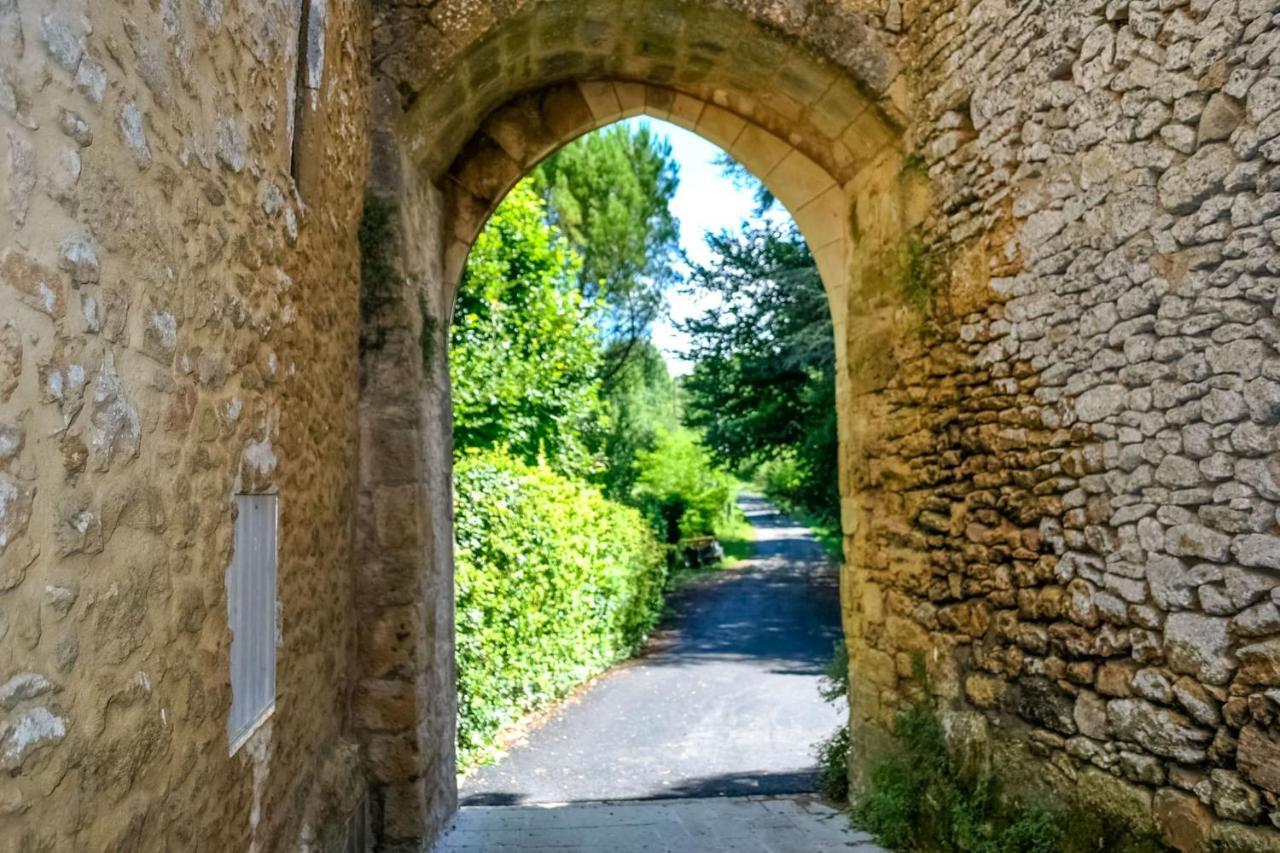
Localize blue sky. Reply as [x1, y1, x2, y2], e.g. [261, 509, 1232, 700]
[615, 118, 781, 375]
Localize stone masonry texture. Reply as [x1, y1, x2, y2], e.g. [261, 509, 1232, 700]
[1, 0, 1279, 851]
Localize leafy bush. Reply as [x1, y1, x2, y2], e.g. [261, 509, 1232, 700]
[815, 640, 851, 801]
[631, 428, 734, 544]
[453, 448, 667, 768]
[816, 725, 851, 802]
[820, 639, 850, 703]
[855, 677, 1166, 853]
[757, 454, 806, 504]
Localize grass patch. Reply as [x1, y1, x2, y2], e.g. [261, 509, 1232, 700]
[716, 503, 755, 567]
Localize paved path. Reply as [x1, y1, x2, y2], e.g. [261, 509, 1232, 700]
[432, 795, 885, 852]
[460, 495, 846, 804]
[433, 497, 884, 851]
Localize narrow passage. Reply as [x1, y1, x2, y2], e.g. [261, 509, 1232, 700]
[435, 496, 884, 851]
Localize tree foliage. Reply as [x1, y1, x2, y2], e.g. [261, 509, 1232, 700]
[632, 428, 734, 545]
[532, 123, 681, 348]
[450, 181, 603, 477]
[593, 340, 680, 503]
[680, 223, 839, 517]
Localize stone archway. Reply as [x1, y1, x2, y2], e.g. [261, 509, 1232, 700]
[355, 2, 915, 847]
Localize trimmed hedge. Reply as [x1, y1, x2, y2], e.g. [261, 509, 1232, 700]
[453, 448, 667, 768]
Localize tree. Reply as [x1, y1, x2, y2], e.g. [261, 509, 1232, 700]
[450, 181, 603, 477]
[679, 222, 839, 517]
[593, 340, 680, 503]
[532, 123, 681, 352]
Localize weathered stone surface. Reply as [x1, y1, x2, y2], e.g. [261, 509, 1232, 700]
[117, 102, 150, 167]
[1097, 659, 1138, 698]
[1076, 384, 1126, 422]
[1015, 675, 1077, 735]
[0, 673, 54, 710]
[0, 474, 34, 556]
[1157, 145, 1235, 214]
[6, 130, 33, 227]
[1154, 787, 1214, 852]
[1107, 699, 1212, 763]
[1, 249, 64, 320]
[1198, 93, 1244, 145]
[964, 673, 1007, 709]
[1209, 822, 1280, 853]
[0, 706, 68, 770]
[1212, 769, 1264, 823]
[214, 116, 247, 172]
[1172, 677, 1220, 727]
[1165, 613, 1234, 686]
[1234, 535, 1280, 571]
[1238, 725, 1280, 795]
[1233, 602, 1280, 639]
[1238, 640, 1280, 687]
[1074, 690, 1109, 739]
[0, 322, 19, 403]
[1165, 525, 1232, 562]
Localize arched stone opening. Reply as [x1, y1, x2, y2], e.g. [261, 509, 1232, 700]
[356, 2, 917, 848]
[442, 81, 856, 323]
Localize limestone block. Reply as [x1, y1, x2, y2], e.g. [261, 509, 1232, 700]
[1165, 612, 1235, 685]
[1165, 524, 1232, 562]
[1211, 769, 1264, 823]
[1107, 698, 1212, 763]
[1238, 639, 1280, 687]
[1238, 725, 1280, 795]
[1157, 144, 1235, 214]
[1154, 787, 1215, 853]
[1198, 93, 1244, 145]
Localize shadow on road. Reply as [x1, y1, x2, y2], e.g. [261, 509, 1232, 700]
[460, 768, 823, 806]
[640, 496, 840, 677]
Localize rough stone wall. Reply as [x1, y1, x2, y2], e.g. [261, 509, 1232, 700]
[843, 1, 1280, 850]
[1, 1, 370, 850]
[352, 102, 458, 849]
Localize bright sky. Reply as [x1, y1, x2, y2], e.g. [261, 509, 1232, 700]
[616, 118, 785, 376]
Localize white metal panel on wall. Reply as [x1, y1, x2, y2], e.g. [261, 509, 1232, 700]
[227, 493, 278, 753]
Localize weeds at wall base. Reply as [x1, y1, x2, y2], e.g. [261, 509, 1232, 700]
[851, 696, 1168, 853]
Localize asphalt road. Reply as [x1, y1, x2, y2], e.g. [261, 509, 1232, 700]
[459, 494, 846, 806]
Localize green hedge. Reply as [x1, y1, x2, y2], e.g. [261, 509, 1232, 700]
[453, 448, 668, 768]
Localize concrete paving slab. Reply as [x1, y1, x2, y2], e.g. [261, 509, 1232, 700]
[431, 795, 887, 852]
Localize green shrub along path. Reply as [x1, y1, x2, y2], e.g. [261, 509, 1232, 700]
[453, 449, 668, 768]
[456, 495, 845, 805]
